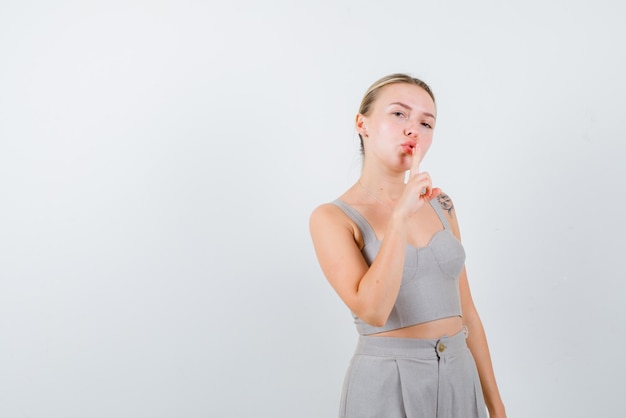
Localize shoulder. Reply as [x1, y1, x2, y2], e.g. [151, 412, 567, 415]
[309, 202, 353, 236]
[310, 201, 343, 223]
[309, 201, 364, 250]
[433, 191, 455, 216]
[432, 190, 462, 239]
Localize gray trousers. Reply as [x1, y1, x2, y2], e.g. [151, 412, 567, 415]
[339, 328, 488, 418]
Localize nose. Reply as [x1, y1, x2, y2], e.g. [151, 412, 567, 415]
[404, 120, 419, 138]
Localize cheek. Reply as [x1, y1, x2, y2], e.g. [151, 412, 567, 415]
[377, 119, 397, 134]
[419, 136, 434, 151]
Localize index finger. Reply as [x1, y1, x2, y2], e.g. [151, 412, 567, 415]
[409, 144, 423, 178]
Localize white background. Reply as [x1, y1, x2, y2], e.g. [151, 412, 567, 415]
[1, 1, 625, 417]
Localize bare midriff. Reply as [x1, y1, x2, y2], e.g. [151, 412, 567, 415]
[371, 316, 464, 339]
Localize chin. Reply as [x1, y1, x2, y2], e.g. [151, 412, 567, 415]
[398, 155, 413, 169]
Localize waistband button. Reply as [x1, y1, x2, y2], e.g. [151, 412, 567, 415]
[438, 343, 446, 353]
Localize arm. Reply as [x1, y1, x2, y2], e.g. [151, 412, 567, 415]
[442, 194, 507, 418]
[309, 202, 410, 327]
[459, 268, 506, 417]
[310, 145, 436, 327]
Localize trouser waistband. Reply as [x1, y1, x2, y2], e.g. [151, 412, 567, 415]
[355, 327, 468, 359]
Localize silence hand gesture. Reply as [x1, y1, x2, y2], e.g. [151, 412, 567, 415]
[395, 144, 441, 218]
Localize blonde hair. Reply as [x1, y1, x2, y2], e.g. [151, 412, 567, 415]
[357, 73, 435, 152]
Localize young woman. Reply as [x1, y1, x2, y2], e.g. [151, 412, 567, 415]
[309, 74, 506, 418]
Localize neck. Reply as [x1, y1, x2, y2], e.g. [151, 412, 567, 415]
[359, 151, 411, 194]
[358, 171, 407, 202]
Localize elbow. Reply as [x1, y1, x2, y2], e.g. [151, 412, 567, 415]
[462, 305, 481, 326]
[367, 318, 387, 328]
[351, 293, 393, 328]
[359, 309, 390, 328]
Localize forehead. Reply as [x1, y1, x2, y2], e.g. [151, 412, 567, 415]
[376, 83, 436, 114]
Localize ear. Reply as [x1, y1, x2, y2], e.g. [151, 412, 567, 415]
[355, 113, 368, 137]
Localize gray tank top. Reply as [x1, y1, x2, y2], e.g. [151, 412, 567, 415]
[332, 198, 466, 335]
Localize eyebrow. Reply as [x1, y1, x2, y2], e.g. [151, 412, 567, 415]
[389, 102, 436, 120]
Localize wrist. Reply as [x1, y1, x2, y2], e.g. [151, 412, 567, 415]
[385, 210, 410, 240]
[390, 206, 411, 223]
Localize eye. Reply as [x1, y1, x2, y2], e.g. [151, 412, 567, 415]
[392, 111, 406, 118]
[421, 122, 433, 129]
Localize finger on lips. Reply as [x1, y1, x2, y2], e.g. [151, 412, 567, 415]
[410, 145, 437, 198]
[410, 144, 421, 176]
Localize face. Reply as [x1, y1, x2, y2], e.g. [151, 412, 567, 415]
[357, 83, 437, 171]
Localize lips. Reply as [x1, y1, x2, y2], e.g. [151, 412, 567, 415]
[401, 140, 417, 154]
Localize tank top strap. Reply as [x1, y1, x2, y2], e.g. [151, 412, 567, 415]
[331, 199, 378, 244]
[429, 197, 451, 230]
